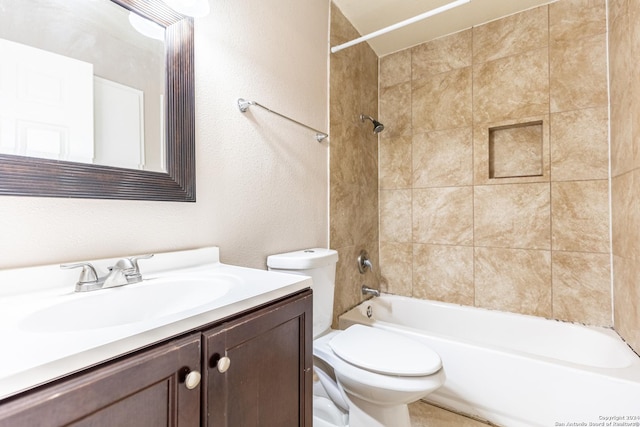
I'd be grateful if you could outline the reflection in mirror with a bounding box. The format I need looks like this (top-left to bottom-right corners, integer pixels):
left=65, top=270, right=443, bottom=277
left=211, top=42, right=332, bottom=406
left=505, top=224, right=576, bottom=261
left=0, top=0, right=195, bottom=201
left=0, top=0, right=165, bottom=171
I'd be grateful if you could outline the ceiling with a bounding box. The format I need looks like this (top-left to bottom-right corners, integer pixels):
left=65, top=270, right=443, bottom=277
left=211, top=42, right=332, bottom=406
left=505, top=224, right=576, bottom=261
left=332, top=0, right=556, bottom=57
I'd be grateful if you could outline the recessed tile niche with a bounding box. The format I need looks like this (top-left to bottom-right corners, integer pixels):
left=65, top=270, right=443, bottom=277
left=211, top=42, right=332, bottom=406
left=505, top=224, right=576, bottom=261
left=489, top=121, right=543, bottom=178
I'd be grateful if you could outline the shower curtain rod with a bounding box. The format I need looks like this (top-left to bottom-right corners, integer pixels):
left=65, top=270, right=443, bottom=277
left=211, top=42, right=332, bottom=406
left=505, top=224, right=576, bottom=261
left=330, top=0, right=470, bottom=54
left=237, top=98, right=329, bottom=142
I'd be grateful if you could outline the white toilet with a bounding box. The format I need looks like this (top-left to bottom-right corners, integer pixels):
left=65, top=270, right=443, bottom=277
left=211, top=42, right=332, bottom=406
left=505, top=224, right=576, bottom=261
left=267, top=248, right=445, bottom=427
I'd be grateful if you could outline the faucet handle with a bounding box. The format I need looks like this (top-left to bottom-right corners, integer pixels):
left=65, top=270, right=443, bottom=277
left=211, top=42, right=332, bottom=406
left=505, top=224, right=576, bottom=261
left=128, top=254, right=154, bottom=273
left=61, top=262, right=99, bottom=284
left=114, top=254, right=153, bottom=272
left=357, top=250, right=373, bottom=274
left=113, top=254, right=154, bottom=283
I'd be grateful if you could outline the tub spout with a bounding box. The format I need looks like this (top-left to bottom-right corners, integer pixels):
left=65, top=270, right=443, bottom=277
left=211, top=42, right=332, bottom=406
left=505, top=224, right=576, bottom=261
left=362, top=285, right=380, bottom=297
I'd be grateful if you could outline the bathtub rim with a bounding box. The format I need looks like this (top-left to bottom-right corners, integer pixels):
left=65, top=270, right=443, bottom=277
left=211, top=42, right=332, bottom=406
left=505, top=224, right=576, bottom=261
left=339, top=294, right=640, bottom=381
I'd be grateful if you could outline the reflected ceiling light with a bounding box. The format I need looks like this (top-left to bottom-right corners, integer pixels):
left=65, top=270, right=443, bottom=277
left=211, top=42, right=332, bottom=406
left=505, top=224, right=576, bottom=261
left=162, top=0, right=210, bottom=17
left=128, top=12, right=165, bottom=41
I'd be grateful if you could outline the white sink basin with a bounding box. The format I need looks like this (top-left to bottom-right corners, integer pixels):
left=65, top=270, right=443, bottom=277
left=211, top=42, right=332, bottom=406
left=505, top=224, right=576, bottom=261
left=20, top=277, right=233, bottom=332
left=0, top=247, right=312, bottom=400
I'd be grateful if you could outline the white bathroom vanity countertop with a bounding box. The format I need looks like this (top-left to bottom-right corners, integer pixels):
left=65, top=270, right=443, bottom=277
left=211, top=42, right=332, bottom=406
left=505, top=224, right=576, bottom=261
left=0, top=247, right=311, bottom=400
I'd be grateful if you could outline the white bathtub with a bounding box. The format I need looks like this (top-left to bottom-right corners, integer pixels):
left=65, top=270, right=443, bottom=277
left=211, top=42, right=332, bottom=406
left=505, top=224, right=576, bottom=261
left=339, top=295, right=640, bottom=427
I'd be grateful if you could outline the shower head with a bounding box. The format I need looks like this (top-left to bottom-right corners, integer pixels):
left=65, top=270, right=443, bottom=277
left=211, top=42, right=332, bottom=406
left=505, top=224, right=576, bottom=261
left=360, top=114, right=384, bottom=134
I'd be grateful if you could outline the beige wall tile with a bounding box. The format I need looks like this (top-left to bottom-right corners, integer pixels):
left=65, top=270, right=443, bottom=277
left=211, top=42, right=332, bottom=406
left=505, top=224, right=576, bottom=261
left=551, top=180, right=610, bottom=253
left=613, top=255, right=640, bottom=353
left=608, top=10, right=631, bottom=105
left=474, top=116, right=550, bottom=186
left=473, top=6, right=548, bottom=64
left=550, top=107, right=609, bottom=181
left=380, top=189, right=412, bottom=242
left=550, top=34, right=608, bottom=112
left=549, top=0, right=606, bottom=42
left=413, top=67, right=472, bottom=133
left=609, top=13, right=640, bottom=176
left=330, top=182, right=359, bottom=248
left=380, top=135, right=412, bottom=189
left=552, top=251, right=612, bottom=326
left=474, top=183, right=551, bottom=250
left=330, top=4, right=379, bottom=322
left=610, top=1, right=640, bottom=352
left=612, top=170, right=640, bottom=260
left=333, top=245, right=379, bottom=327
left=473, top=48, right=549, bottom=124
left=329, top=118, right=360, bottom=185
left=608, top=0, right=628, bottom=26
left=610, top=91, right=635, bottom=177
left=380, top=49, right=411, bottom=89
left=412, top=29, right=472, bottom=80
left=413, top=244, right=474, bottom=305
left=413, top=127, right=473, bottom=188
left=330, top=2, right=359, bottom=45
left=380, top=82, right=412, bottom=138
left=361, top=0, right=625, bottom=333
left=413, top=187, right=473, bottom=245
left=380, top=242, right=413, bottom=295
left=632, top=5, right=640, bottom=176
left=475, top=247, right=552, bottom=317
left=357, top=179, right=379, bottom=245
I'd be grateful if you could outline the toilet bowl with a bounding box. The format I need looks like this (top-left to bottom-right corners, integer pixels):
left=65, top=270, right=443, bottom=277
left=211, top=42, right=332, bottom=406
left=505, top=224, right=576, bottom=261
left=313, top=326, right=445, bottom=427
left=266, top=248, right=445, bottom=427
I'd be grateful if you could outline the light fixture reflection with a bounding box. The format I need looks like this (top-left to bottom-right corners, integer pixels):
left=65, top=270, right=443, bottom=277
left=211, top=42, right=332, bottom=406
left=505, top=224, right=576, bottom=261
left=128, top=12, right=165, bottom=41
left=162, top=0, right=210, bottom=17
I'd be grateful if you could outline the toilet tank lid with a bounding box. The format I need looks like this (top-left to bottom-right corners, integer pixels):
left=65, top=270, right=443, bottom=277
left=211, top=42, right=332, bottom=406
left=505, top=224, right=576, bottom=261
left=267, top=248, right=338, bottom=270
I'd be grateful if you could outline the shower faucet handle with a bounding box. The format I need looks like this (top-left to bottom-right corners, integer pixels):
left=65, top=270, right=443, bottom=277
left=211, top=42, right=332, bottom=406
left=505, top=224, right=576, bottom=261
left=357, top=250, right=373, bottom=274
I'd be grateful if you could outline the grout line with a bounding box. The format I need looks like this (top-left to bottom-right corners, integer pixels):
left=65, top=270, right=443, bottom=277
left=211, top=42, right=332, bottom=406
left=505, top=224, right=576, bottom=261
left=604, top=0, right=615, bottom=327
left=547, top=3, right=554, bottom=319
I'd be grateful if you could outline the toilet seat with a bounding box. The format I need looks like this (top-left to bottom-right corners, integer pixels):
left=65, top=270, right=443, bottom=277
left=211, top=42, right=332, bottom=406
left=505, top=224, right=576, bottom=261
left=329, top=325, right=441, bottom=376
left=314, top=329, right=444, bottom=396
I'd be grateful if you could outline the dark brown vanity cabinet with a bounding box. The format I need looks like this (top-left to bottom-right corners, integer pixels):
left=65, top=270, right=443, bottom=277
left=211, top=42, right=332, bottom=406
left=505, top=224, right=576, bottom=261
left=0, top=290, right=312, bottom=427
left=0, top=334, right=202, bottom=427
left=203, top=290, right=313, bottom=426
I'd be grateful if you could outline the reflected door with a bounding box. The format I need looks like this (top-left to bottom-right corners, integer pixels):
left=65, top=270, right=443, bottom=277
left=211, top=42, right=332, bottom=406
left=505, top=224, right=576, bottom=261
left=0, top=38, right=94, bottom=163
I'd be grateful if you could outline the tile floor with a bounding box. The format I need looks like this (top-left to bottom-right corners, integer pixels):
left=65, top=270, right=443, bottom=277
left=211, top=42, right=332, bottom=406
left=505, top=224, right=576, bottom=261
left=409, top=401, right=492, bottom=427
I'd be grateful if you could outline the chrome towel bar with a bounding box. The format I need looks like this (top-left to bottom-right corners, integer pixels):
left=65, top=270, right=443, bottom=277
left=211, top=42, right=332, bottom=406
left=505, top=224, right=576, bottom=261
left=237, top=98, right=328, bottom=142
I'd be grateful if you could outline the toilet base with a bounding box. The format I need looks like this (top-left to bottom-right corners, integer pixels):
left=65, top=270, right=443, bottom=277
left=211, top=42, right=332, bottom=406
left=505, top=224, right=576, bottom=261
left=346, top=393, right=411, bottom=427
left=313, top=396, right=348, bottom=427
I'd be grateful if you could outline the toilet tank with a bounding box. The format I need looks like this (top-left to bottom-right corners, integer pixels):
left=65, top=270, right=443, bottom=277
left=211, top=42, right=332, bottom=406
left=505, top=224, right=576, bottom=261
left=267, top=248, right=338, bottom=338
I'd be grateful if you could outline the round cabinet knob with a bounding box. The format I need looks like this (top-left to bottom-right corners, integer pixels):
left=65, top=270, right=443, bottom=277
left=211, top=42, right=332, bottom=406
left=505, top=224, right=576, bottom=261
left=185, top=370, right=201, bottom=390
left=217, top=356, right=231, bottom=373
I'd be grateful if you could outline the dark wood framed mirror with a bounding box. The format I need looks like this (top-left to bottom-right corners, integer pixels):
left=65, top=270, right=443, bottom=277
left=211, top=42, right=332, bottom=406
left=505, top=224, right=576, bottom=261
left=0, top=0, right=195, bottom=201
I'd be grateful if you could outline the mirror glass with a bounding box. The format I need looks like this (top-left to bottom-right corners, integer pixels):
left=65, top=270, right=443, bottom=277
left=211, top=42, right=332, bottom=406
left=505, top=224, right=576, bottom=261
left=0, top=0, right=195, bottom=201
left=0, top=0, right=166, bottom=172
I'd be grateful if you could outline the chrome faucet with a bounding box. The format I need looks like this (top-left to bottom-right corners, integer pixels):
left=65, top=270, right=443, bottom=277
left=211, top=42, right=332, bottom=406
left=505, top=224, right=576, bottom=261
left=62, top=254, right=153, bottom=292
left=362, top=285, right=380, bottom=297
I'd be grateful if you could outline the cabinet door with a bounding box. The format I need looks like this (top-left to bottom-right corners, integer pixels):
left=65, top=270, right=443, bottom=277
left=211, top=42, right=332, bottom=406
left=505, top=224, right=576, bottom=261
left=203, top=290, right=312, bottom=427
left=0, top=334, right=201, bottom=427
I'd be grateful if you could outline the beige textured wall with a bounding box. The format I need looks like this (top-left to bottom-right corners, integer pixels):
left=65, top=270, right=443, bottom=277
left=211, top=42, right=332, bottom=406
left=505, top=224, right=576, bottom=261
left=378, top=0, right=612, bottom=326
left=0, top=0, right=329, bottom=271
left=609, top=0, right=640, bottom=353
left=329, top=4, right=380, bottom=326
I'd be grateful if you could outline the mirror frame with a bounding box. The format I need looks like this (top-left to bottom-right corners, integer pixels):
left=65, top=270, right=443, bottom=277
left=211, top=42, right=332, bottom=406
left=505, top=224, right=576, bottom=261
left=0, top=0, right=195, bottom=202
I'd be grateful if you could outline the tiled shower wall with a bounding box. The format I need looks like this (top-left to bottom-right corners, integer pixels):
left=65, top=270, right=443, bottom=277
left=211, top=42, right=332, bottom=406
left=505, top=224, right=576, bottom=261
left=609, top=0, right=640, bottom=353
left=329, top=4, right=380, bottom=326
left=378, top=0, right=612, bottom=326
